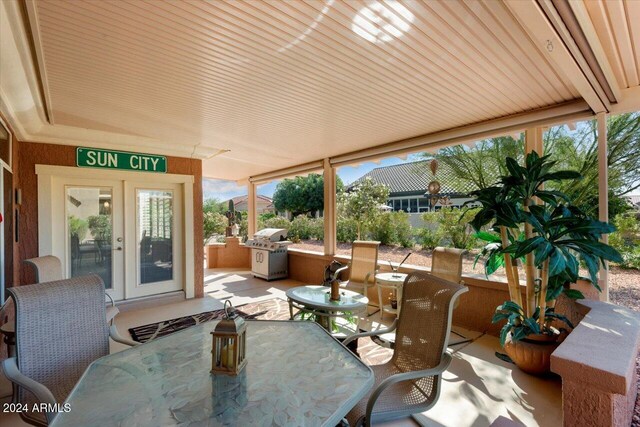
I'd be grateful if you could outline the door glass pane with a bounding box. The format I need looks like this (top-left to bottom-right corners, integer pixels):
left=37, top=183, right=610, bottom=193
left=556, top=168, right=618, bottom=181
left=67, top=187, right=113, bottom=288
left=138, top=189, right=173, bottom=284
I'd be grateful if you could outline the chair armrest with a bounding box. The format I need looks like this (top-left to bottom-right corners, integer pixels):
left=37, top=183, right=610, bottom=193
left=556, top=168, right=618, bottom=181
left=342, top=319, right=398, bottom=346
left=331, top=265, right=350, bottom=282
left=109, top=324, right=139, bottom=346
left=364, top=270, right=379, bottom=286
left=364, top=353, right=452, bottom=426
left=1, top=357, right=58, bottom=424
left=105, top=292, right=115, bottom=307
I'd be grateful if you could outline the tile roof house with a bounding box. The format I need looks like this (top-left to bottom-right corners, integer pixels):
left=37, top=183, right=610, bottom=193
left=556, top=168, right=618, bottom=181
left=227, top=195, right=275, bottom=214
left=349, top=160, right=480, bottom=213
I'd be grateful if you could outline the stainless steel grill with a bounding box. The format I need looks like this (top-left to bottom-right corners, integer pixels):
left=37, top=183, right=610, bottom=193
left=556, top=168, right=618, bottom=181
left=245, top=228, right=291, bottom=281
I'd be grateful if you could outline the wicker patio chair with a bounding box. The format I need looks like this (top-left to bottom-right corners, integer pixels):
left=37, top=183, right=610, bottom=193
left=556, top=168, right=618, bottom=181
left=430, top=247, right=470, bottom=345
left=1, top=275, right=137, bottom=426
left=343, top=271, right=467, bottom=427
left=333, top=241, right=380, bottom=314
left=23, top=255, right=119, bottom=324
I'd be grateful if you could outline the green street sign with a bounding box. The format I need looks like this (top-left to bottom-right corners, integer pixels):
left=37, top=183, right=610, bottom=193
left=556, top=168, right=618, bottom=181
left=76, top=147, right=167, bottom=173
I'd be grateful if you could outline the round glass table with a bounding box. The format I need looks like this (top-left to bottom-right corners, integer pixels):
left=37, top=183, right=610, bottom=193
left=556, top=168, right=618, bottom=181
left=286, top=285, right=368, bottom=338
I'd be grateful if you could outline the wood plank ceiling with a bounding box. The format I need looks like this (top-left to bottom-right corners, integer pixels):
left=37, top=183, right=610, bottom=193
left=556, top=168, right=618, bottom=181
left=30, top=0, right=582, bottom=180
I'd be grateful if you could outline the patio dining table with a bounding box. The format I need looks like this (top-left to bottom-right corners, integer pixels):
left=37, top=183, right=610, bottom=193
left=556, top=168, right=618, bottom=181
left=50, top=320, right=373, bottom=427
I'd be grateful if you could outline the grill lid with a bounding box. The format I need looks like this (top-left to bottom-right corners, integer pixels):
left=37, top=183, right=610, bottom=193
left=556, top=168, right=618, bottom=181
left=251, top=228, right=288, bottom=242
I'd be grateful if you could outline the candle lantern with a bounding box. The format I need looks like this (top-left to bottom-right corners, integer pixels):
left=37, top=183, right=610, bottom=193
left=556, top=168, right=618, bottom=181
left=211, top=300, right=247, bottom=375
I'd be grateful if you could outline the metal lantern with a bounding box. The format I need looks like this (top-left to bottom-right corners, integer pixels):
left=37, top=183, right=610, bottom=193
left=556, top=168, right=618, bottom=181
left=211, top=300, right=247, bottom=376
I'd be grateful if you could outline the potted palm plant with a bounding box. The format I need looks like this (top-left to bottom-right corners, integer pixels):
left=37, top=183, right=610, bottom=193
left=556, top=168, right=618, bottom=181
left=467, top=152, right=622, bottom=375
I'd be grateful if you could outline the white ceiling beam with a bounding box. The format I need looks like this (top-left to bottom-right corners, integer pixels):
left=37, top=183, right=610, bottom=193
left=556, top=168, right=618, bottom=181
left=567, top=0, right=623, bottom=101
left=504, top=0, right=608, bottom=113
left=330, top=100, right=591, bottom=167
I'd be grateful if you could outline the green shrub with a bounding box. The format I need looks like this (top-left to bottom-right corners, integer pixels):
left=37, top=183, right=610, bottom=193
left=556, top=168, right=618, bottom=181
left=419, top=207, right=480, bottom=250
left=610, top=212, right=640, bottom=269
left=259, top=212, right=277, bottom=221
left=418, top=226, right=440, bottom=250
left=369, top=212, right=413, bottom=247
left=337, top=217, right=358, bottom=243
left=263, top=216, right=291, bottom=230
left=288, top=215, right=324, bottom=240
left=203, top=211, right=227, bottom=244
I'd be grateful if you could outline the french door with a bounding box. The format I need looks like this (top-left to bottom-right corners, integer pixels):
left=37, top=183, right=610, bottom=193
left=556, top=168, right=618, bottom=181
left=44, top=174, right=186, bottom=301
left=64, top=178, right=125, bottom=300
left=124, top=181, right=183, bottom=299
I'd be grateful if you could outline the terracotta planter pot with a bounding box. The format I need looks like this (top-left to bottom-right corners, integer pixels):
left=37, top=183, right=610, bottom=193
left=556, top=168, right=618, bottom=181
left=503, top=333, right=560, bottom=375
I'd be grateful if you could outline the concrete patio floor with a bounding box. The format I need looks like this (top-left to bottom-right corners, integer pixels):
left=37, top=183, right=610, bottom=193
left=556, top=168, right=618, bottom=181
left=0, top=268, right=562, bottom=426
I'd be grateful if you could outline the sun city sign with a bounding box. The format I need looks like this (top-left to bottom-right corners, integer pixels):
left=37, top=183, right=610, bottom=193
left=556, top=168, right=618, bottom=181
left=76, top=147, right=167, bottom=173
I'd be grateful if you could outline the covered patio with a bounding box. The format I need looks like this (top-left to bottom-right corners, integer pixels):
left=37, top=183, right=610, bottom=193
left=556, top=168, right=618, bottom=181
left=1, top=267, right=563, bottom=426
left=0, top=0, right=639, bottom=426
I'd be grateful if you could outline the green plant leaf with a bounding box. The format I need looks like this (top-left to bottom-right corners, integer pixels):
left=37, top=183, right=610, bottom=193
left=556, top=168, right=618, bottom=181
left=566, top=240, right=623, bottom=263
left=509, top=236, right=545, bottom=258
left=498, top=300, right=525, bottom=315
left=548, top=249, right=567, bottom=276
left=534, top=241, right=553, bottom=266
left=545, top=311, right=574, bottom=330
left=544, top=170, right=582, bottom=181
left=562, top=289, right=585, bottom=300
left=523, top=317, right=541, bottom=335
left=474, top=231, right=502, bottom=243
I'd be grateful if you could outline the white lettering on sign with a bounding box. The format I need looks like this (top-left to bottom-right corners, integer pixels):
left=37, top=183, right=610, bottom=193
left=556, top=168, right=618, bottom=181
left=104, top=152, right=117, bottom=168
left=87, top=151, right=117, bottom=167
left=86, top=151, right=97, bottom=166
left=130, top=155, right=161, bottom=171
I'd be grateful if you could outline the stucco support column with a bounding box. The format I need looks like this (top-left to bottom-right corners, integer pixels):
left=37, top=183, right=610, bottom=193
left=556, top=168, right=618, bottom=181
left=597, top=112, right=609, bottom=301
left=323, top=159, right=337, bottom=256
left=247, top=182, right=257, bottom=237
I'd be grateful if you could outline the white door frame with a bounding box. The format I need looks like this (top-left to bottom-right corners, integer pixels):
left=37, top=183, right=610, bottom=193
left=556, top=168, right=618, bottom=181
left=36, top=165, right=195, bottom=299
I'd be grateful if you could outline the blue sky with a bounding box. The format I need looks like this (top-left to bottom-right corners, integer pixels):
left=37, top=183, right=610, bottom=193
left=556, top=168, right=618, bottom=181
left=202, top=154, right=424, bottom=201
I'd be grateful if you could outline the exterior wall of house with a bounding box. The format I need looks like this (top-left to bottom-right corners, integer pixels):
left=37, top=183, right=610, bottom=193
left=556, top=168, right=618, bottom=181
left=16, top=142, right=204, bottom=298
left=234, top=199, right=274, bottom=214
left=387, top=195, right=475, bottom=213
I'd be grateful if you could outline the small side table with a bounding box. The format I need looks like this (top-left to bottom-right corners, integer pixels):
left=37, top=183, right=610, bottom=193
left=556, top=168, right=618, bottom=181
left=376, top=272, right=408, bottom=320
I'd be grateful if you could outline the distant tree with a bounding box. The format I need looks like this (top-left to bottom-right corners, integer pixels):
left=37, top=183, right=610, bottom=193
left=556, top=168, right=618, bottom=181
left=338, top=177, right=390, bottom=239
left=432, top=136, right=523, bottom=192
left=203, top=198, right=227, bottom=244
left=546, top=112, right=640, bottom=216
left=273, top=174, right=344, bottom=216
left=427, top=112, right=640, bottom=216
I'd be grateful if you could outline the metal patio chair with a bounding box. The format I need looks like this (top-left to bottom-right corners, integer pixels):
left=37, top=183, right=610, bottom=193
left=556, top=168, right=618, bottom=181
left=332, top=240, right=381, bottom=315
left=24, top=255, right=119, bottom=324
left=343, top=271, right=467, bottom=427
left=1, top=275, right=137, bottom=426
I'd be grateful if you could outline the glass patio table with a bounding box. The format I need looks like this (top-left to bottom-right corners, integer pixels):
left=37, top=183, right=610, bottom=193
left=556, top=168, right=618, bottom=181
left=286, top=285, right=369, bottom=338
left=50, top=321, right=373, bottom=427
